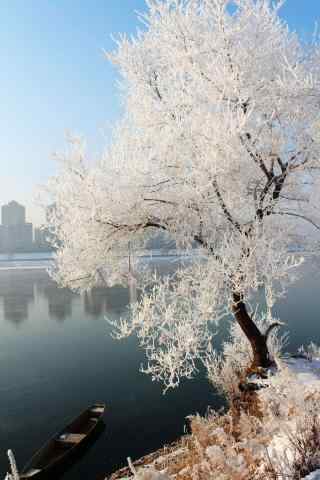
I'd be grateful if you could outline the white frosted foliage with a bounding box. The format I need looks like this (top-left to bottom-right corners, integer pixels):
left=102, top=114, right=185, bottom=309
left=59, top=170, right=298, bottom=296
left=47, top=0, right=320, bottom=389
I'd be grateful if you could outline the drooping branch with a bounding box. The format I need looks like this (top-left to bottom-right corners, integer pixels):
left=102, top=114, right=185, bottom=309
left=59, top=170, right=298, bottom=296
left=272, top=211, right=320, bottom=231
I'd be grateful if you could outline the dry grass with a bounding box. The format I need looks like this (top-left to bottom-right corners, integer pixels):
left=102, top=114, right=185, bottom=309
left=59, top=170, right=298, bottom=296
left=108, top=386, right=320, bottom=480
left=108, top=392, right=270, bottom=480
left=107, top=336, right=320, bottom=480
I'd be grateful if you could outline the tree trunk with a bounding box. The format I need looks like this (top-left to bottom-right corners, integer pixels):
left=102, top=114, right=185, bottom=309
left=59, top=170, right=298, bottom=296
left=232, top=292, right=273, bottom=369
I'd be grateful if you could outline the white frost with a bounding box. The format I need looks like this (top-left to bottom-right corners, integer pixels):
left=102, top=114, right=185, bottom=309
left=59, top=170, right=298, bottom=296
left=46, top=0, right=320, bottom=390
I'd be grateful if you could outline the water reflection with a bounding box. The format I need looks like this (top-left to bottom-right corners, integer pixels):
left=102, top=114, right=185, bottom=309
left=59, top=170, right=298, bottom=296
left=0, top=257, right=195, bottom=326
left=84, top=289, right=107, bottom=318
left=43, top=284, right=74, bottom=322
left=0, top=269, right=133, bottom=325
left=0, top=270, right=35, bottom=324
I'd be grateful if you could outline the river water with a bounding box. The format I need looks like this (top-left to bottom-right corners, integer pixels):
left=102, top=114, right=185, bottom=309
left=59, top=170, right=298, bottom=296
left=0, top=255, right=319, bottom=479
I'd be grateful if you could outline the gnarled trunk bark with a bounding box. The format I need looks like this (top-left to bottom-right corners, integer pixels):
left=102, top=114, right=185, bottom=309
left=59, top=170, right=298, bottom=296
left=232, top=292, right=273, bottom=369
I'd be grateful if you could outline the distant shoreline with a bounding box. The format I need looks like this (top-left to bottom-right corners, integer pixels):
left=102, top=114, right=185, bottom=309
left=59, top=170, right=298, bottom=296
left=0, top=247, right=312, bottom=273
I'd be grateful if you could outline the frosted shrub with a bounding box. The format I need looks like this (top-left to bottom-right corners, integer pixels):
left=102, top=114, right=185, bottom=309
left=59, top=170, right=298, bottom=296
left=298, top=342, right=320, bottom=361
left=289, top=414, right=320, bottom=480
left=264, top=410, right=320, bottom=479
left=260, top=366, right=308, bottom=421
left=181, top=410, right=272, bottom=480
left=257, top=345, right=320, bottom=478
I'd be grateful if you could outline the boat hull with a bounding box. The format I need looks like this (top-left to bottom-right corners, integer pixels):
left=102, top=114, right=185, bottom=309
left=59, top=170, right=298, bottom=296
left=20, top=403, right=106, bottom=479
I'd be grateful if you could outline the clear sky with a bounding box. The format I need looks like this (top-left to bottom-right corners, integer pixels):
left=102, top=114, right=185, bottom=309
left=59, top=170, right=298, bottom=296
left=0, top=1, right=319, bottom=225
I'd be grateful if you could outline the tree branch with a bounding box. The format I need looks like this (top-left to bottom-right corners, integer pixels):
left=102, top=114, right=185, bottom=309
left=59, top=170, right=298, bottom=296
left=276, top=156, right=287, bottom=173
left=212, top=179, right=241, bottom=232
left=143, top=198, right=177, bottom=206
left=241, top=134, right=273, bottom=180
left=264, top=322, right=283, bottom=342
left=256, top=160, right=288, bottom=220
left=272, top=211, right=320, bottom=231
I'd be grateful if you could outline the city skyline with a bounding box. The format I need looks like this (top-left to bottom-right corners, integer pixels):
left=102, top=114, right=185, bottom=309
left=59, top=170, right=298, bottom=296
left=0, top=200, right=52, bottom=253
left=1, top=1, right=320, bottom=225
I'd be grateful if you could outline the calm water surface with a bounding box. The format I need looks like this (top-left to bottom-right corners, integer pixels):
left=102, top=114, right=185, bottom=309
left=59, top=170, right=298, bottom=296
left=0, top=256, right=319, bottom=479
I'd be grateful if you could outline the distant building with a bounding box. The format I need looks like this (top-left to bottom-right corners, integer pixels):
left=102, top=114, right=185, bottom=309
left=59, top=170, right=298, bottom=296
left=1, top=200, right=26, bottom=226
left=0, top=200, right=56, bottom=253
left=0, top=223, right=33, bottom=253
left=0, top=201, right=33, bottom=252
left=0, top=225, right=4, bottom=252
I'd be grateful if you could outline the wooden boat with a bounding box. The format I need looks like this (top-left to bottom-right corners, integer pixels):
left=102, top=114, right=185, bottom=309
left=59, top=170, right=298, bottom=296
left=20, top=403, right=106, bottom=479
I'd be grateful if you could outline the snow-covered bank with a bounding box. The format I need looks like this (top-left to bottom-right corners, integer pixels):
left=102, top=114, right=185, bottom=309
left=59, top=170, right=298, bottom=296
left=107, top=348, right=320, bottom=480
left=259, top=355, right=320, bottom=479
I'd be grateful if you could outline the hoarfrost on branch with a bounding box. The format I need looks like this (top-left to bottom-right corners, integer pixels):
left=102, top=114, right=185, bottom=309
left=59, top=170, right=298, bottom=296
left=47, top=0, right=320, bottom=390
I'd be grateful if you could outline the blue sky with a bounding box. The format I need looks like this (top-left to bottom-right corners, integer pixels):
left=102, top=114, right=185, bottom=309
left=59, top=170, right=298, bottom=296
left=0, top=1, right=319, bottom=225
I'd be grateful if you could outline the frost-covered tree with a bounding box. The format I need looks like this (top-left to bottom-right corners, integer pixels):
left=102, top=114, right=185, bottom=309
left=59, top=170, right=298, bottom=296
left=47, top=0, right=320, bottom=390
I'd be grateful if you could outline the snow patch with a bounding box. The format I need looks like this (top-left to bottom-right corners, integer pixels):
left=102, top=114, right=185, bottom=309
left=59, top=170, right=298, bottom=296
left=303, top=469, right=320, bottom=480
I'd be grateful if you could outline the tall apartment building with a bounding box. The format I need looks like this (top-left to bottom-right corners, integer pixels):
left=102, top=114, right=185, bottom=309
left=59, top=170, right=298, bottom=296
left=1, top=201, right=26, bottom=226
left=0, top=201, right=33, bottom=252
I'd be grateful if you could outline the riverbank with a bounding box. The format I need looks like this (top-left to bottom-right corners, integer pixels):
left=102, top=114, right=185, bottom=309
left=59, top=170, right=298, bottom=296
left=105, top=350, right=320, bottom=480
